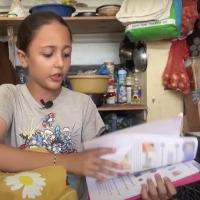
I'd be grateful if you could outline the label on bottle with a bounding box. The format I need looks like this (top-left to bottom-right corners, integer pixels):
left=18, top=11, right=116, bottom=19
left=118, top=84, right=127, bottom=103
left=126, top=86, right=132, bottom=103
left=106, top=96, right=116, bottom=104
left=132, top=87, right=142, bottom=104
left=118, top=69, right=127, bottom=85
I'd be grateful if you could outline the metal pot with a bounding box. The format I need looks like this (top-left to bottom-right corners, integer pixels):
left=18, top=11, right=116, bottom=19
left=119, top=47, right=133, bottom=60
left=133, top=42, right=147, bottom=72
left=119, top=37, right=147, bottom=72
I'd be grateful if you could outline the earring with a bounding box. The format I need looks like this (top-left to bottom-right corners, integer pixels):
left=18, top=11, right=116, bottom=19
left=22, top=64, right=27, bottom=68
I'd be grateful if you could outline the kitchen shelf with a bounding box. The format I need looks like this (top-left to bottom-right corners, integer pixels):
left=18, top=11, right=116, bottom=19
left=97, top=104, right=147, bottom=112
left=0, top=16, right=125, bottom=35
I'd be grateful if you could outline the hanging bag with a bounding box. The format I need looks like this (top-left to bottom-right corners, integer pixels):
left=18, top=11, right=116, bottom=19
left=116, top=0, right=173, bottom=25
left=125, top=0, right=182, bottom=41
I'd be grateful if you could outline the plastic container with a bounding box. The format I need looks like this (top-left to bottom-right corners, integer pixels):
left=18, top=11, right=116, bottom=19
left=106, top=85, right=116, bottom=104
left=29, top=4, right=76, bottom=17
left=118, top=68, right=127, bottom=85
left=132, top=74, right=142, bottom=104
left=96, top=4, right=120, bottom=16
left=68, top=75, right=110, bottom=94
left=126, top=76, right=132, bottom=104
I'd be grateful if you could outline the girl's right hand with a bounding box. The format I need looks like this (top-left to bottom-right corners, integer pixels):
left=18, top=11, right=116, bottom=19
left=62, top=147, right=123, bottom=180
left=141, top=174, right=177, bottom=200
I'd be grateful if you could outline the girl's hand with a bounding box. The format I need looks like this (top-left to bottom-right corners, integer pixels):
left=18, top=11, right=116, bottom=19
left=63, top=147, right=123, bottom=180
left=141, top=174, right=177, bottom=200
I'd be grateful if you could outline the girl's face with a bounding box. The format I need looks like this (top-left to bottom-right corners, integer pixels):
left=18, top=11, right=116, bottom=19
left=18, top=21, right=72, bottom=92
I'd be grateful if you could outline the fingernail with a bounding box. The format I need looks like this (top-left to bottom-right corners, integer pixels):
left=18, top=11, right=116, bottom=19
left=155, top=173, right=161, bottom=178
left=163, top=176, right=170, bottom=181
left=141, top=184, right=146, bottom=189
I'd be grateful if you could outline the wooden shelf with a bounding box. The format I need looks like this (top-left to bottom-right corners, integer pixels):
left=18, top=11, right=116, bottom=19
left=97, top=104, right=147, bottom=111
left=0, top=16, right=124, bottom=35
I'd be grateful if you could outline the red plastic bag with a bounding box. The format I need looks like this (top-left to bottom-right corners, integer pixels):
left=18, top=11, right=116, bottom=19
left=162, top=39, right=190, bottom=95
left=181, top=0, right=199, bottom=37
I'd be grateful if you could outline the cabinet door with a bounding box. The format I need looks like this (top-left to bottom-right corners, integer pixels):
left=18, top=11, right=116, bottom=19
left=146, top=41, right=183, bottom=122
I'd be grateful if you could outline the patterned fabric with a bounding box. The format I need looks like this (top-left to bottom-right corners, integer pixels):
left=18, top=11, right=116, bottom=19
left=19, top=112, right=78, bottom=154
left=0, top=166, right=77, bottom=200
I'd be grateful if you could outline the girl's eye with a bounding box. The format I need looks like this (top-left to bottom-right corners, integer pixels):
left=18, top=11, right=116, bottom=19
left=63, top=52, right=71, bottom=57
left=43, top=53, right=53, bottom=58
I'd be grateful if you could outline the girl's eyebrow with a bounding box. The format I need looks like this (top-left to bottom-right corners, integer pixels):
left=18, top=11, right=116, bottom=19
left=63, top=45, right=72, bottom=49
left=41, top=45, right=72, bottom=49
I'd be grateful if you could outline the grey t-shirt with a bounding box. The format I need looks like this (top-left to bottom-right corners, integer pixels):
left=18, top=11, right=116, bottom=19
left=0, top=84, right=105, bottom=199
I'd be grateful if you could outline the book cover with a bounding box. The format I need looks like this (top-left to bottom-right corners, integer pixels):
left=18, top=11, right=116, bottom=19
left=84, top=116, right=200, bottom=200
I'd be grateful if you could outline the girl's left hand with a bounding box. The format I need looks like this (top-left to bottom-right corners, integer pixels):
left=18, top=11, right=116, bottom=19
left=141, top=174, right=177, bottom=200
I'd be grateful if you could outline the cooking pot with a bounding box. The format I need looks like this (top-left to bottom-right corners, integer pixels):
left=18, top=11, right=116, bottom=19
left=119, top=37, right=147, bottom=72
left=133, top=42, right=147, bottom=72
left=119, top=36, right=135, bottom=61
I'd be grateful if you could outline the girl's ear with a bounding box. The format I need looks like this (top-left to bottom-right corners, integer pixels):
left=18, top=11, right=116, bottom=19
left=17, top=49, right=28, bottom=69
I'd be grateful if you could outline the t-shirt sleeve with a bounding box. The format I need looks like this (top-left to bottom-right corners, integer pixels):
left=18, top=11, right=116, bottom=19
left=0, top=84, right=14, bottom=127
left=82, top=97, right=105, bottom=142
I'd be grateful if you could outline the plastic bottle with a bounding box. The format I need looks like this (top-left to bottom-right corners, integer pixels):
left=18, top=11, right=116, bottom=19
left=126, top=76, right=132, bottom=104
left=132, top=73, right=142, bottom=104
left=118, top=67, right=127, bottom=85
left=105, top=62, right=115, bottom=78
left=117, top=67, right=127, bottom=103
left=106, top=85, right=116, bottom=105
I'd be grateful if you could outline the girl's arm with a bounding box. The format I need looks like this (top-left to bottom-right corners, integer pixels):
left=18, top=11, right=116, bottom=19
left=0, top=143, right=56, bottom=172
left=0, top=118, right=58, bottom=171
left=0, top=117, right=122, bottom=179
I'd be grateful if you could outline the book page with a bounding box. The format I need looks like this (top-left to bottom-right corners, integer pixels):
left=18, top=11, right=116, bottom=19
left=84, top=132, right=198, bottom=174
left=87, top=160, right=200, bottom=200
left=117, top=115, right=183, bottom=137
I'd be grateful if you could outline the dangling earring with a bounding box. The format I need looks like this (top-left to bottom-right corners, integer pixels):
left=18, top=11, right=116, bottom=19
left=22, top=64, right=27, bottom=69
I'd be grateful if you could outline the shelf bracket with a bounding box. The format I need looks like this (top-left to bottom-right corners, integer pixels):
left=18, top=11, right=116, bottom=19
left=7, top=26, right=16, bottom=68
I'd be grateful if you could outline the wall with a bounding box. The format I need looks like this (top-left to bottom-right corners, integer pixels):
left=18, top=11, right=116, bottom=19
left=146, top=41, right=183, bottom=121
left=15, top=34, right=122, bottom=66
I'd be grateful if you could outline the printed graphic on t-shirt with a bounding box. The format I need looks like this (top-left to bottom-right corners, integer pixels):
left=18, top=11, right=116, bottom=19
left=19, top=113, right=78, bottom=153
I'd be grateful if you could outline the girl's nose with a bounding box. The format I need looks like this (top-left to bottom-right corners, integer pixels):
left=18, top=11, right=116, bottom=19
left=55, top=55, right=64, bottom=68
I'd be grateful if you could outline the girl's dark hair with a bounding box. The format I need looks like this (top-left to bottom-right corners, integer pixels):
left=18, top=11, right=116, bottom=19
left=16, top=11, right=72, bottom=53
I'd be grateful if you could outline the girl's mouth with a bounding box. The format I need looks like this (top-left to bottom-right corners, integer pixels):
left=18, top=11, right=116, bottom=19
left=50, top=73, right=64, bottom=82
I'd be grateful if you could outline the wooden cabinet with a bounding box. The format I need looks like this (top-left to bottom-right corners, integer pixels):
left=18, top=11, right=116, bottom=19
left=97, top=104, right=147, bottom=112
left=0, top=16, right=124, bottom=35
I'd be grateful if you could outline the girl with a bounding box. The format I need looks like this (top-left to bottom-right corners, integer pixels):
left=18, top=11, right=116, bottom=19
left=0, top=12, right=176, bottom=200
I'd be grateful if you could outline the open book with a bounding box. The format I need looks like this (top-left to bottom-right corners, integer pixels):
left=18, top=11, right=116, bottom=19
left=83, top=116, right=200, bottom=200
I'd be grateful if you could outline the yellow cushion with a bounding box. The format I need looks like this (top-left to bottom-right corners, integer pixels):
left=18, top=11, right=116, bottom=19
left=0, top=146, right=77, bottom=200
left=0, top=165, right=77, bottom=200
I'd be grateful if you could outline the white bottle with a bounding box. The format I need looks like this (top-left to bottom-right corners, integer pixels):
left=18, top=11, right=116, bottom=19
left=118, top=68, right=127, bottom=103
left=126, top=76, right=132, bottom=104
left=118, top=68, right=127, bottom=85
left=132, top=73, right=142, bottom=104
